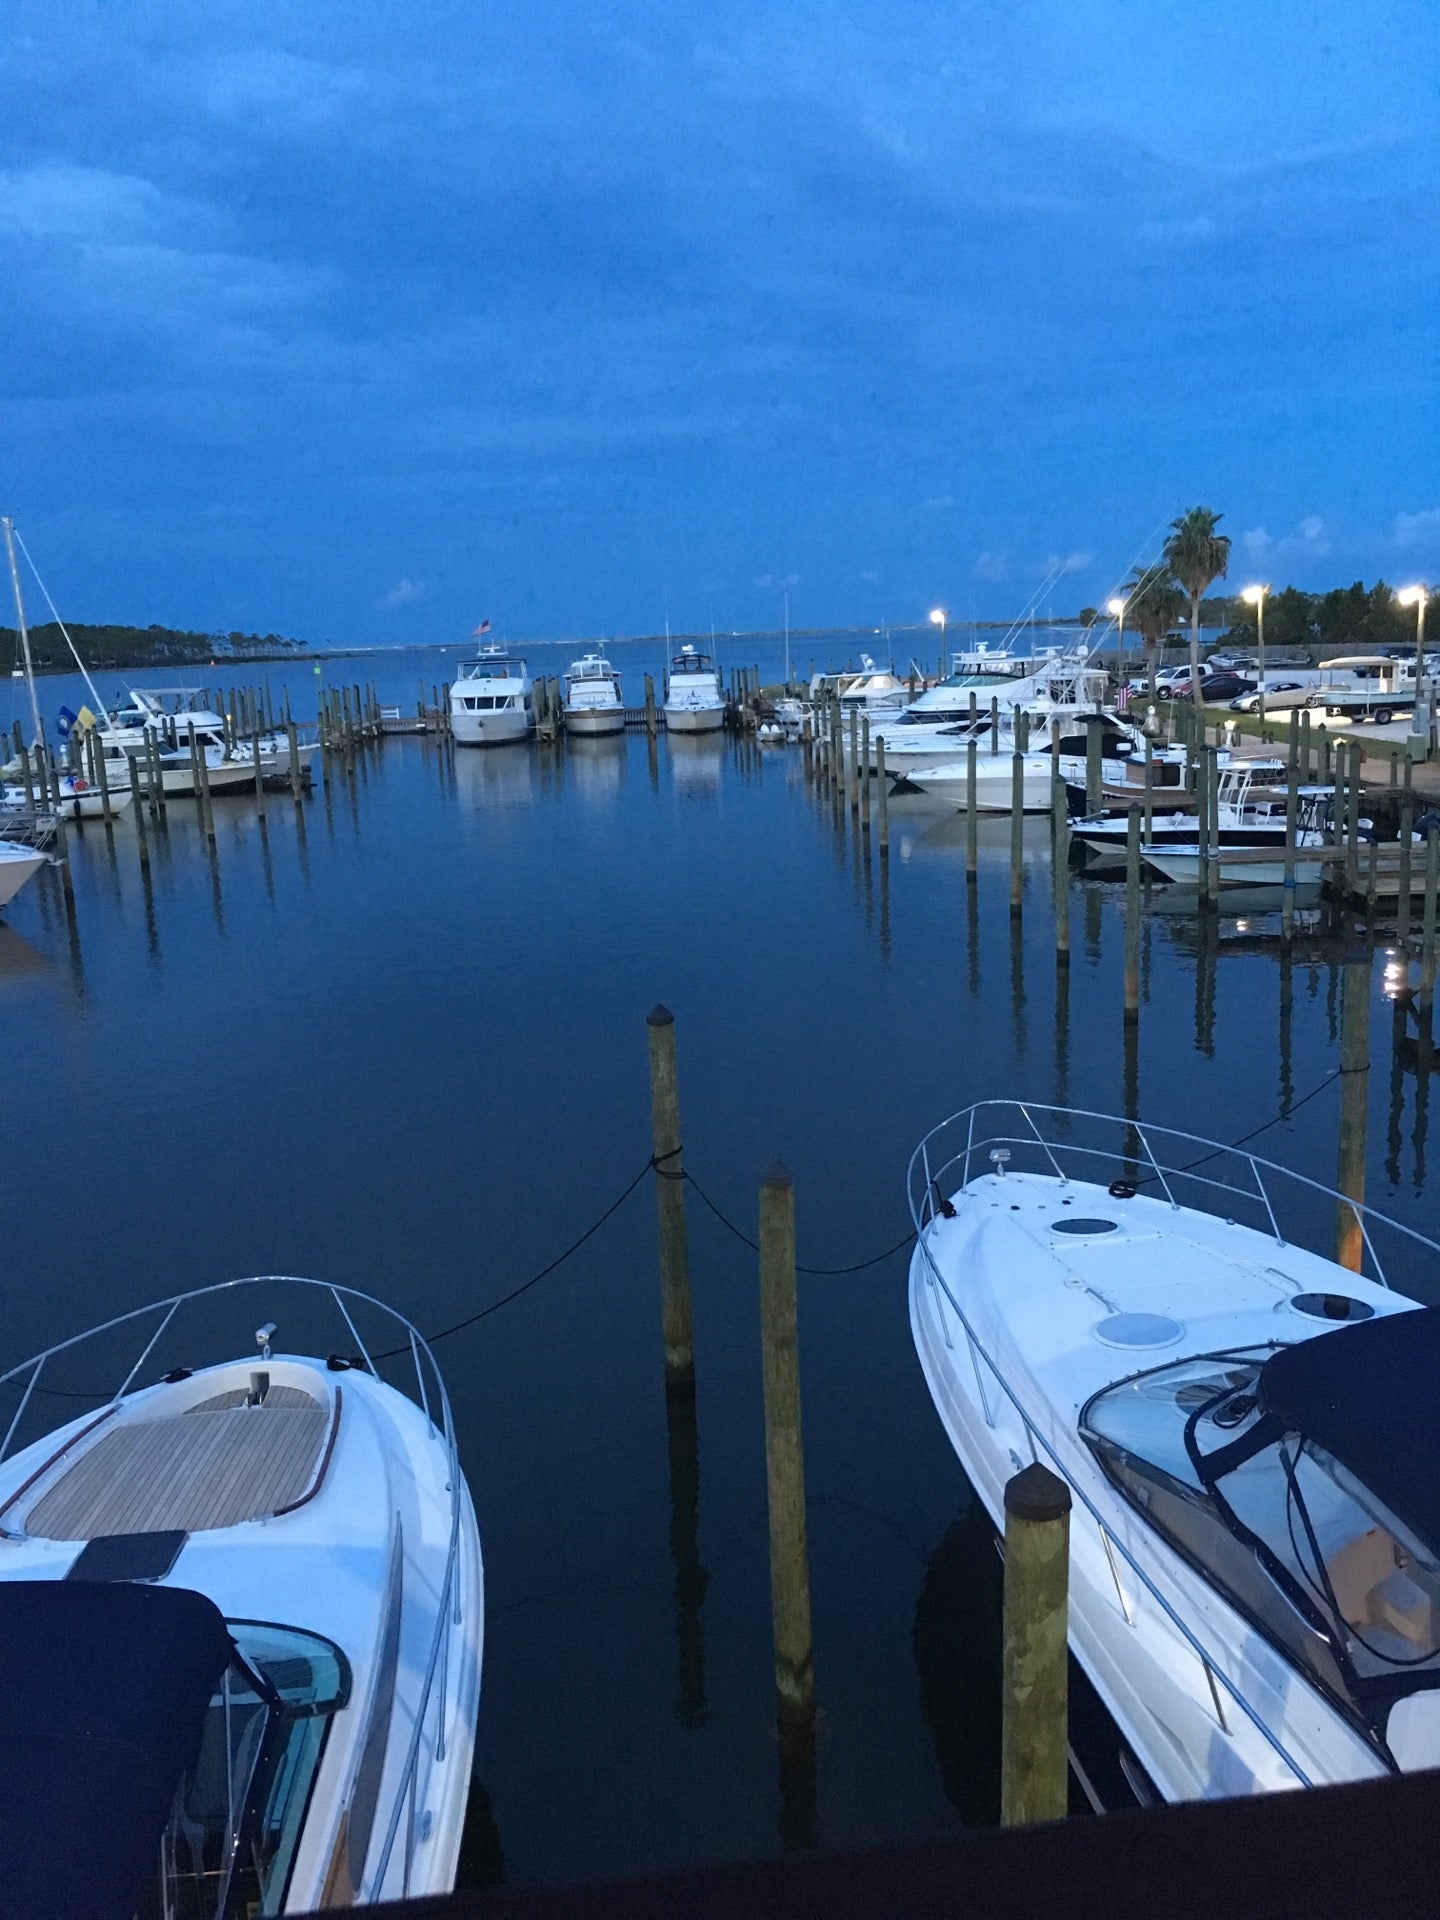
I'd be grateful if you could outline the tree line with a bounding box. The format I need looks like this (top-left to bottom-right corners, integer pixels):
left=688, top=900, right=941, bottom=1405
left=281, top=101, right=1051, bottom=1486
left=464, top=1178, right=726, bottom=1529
left=0, top=622, right=309, bottom=672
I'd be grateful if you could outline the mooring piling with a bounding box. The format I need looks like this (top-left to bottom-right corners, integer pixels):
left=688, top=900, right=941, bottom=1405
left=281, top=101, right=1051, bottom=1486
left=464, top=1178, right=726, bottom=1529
left=876, top=736, right=889, bottom=857
left=758, top=1161, right=815, bottom=1735
left=1334, top=952, right=1371, bottom=1274
left=646, top=1006, right=695, bottom=1392
left=1124, top=805, right=1141, bottom=1021
left=1000, top=1462, right=1071, bottom=1827
left=860, top=716, right=871, bottom=832
left=1009, top=753, right=1024, bottom=914
left=966, top=738, right=978, bottom=882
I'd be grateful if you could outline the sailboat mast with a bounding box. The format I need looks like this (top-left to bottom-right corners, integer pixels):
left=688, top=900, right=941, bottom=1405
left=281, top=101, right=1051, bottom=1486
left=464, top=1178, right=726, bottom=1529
left=2, top=517, right=44, bottom=748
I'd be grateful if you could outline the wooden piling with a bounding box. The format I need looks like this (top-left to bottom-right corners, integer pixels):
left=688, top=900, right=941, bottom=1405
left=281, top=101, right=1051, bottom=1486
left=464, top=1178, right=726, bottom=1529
left=94, top=727, right=112, bottom=820
left=1334, top=954, right=1371, bottom=1274
left=286, top=720, right=302, bottom=800
left=1000, top=1463, right=1071, bottom=1827
left=1054, top=785, right=1070, bottom=966
left=1124, top=805, right=1141, bottom=1021
left=1195, top=747, right=1212, bottom=907
left=1421, top=831, right=1438, bottom=1010
left=1142, top=738, right=1154, bottom=844
left=990, top=695, right=1000, bottom=758
left=646, top=1007, right=695, bottom=1391
left=849, top=706, right=860, bottom=817
left=758, top=1162, right=815, bottom=1728
left=876, top=735, right=889, bottom=857
left=966, top=738, right=978, bottom=882
left=644, top=673, right=657, bottom=737
left=1085, top=720, right=1102, bottom=817
left=1283, top=762, right=1298, bottom=942
left=860, top=716, right=871, bottom=830
left=252, top=720, right=265, bottom=812
left=126, top=752, right=150, bottom=869
left=1397, top=801, right=1414, bottom=945
left=1009, top=753, right=1024, bottom=915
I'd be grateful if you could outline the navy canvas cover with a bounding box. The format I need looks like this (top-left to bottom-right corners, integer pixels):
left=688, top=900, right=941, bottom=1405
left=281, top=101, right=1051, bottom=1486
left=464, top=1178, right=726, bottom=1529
left=1257, top=1305, right=1440, bottom=1554
left=0, top=1580, right=232, bottom=1920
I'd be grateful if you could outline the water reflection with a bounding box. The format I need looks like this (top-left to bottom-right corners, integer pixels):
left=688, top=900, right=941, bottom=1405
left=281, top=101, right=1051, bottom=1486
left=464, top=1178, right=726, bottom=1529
left=663, top=1382, right=709, bottom=1731
left=0, top=924, right=50, bottom=985
left=449, top=740, right=541, bottom=810
left=913, top=1499, right=1002, bottom=1827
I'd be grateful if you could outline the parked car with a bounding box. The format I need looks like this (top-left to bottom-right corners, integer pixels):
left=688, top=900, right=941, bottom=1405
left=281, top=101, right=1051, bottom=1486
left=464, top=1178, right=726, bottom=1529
left=1228, top=679, right=1317, bottom=713
left=1194, top=671, right=1257, bottom=701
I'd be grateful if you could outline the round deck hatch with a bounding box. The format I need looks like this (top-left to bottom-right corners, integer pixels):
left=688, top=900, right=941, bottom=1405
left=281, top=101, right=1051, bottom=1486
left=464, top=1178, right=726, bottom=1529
left=1286, top=1292, right=1374, bottom=1324
left=1093, top=1312, right=1184, bottom=1349
left=1051, top=1217, right=1119, bottom=1236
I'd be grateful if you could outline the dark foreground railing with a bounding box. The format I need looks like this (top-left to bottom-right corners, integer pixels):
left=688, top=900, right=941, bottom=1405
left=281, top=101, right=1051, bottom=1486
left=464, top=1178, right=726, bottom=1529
left=339, top=1764, right=1439, bottom=1920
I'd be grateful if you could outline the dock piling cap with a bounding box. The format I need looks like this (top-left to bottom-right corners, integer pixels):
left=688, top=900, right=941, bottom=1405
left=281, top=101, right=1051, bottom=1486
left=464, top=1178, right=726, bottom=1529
left=1004, top=1462, right=1072, bottom=1524
left=647, top=1004, right=675, bottom=1028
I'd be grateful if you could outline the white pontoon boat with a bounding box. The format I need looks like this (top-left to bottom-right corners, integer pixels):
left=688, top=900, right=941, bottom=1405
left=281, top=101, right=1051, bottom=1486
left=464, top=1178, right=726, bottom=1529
left=910, top=1100, right=1440, bottom=1802
left=0, top=1277, right=482, bottom=1913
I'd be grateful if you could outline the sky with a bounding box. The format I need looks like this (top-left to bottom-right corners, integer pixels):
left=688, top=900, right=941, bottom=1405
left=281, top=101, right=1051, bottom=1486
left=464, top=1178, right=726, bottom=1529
left=1, top=0, right=1437, bottom=644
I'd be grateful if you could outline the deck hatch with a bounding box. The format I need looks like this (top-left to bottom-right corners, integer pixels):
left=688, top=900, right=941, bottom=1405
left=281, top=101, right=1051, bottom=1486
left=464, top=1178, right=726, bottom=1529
left=24, top=1406, right=330, bottom=1539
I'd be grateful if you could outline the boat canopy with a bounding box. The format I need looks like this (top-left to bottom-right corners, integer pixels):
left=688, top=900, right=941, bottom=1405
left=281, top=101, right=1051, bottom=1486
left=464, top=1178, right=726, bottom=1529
left=0, top=1581, right=233, bottom=1920
left=1256, top=1308, right=1440, bottom=1558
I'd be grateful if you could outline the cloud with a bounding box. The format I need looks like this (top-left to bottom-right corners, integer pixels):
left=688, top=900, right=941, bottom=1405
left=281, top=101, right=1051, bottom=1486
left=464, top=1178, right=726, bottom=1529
left=203, top=51, right=366, bottom=132
left=1243, top=515, right=1331, bottom=562
left=0, top=164, right=201, bottom=246
left=973, top=551, right=1008, bottom=582
left=754, top=572, right=799, bottom=589
left=1050, top=550, right=1093, bottom=574
left=858, top=569, right=879, bottom=584
left=381, top=577, right=424, bottom=608
left=922, top=494, right=957, bottom=510
left=1394, top=508, right=1440, bottom=550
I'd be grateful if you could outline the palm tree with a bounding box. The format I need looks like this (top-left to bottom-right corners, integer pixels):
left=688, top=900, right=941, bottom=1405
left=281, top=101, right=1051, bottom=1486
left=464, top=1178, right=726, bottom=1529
left=1125, top=565, right=1186, bottom=700
left=1164, top=507, right=1232, bottom=711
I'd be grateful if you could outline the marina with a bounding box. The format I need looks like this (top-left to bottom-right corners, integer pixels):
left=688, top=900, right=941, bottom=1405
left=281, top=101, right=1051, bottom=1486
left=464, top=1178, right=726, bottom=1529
left=4, top=635, right=1440, bottom=1894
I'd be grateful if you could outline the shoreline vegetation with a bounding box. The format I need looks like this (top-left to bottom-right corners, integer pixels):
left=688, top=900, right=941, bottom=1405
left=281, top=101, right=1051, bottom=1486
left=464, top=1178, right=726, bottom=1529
left=0, top=621, right=310, bottom=674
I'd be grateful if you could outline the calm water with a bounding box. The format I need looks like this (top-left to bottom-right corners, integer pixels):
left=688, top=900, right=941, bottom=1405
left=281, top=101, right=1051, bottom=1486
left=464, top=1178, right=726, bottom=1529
left=3, top=641, right=1436, bottom=1885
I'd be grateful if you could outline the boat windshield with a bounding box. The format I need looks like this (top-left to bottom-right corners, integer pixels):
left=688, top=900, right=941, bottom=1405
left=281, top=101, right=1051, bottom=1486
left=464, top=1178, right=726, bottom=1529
left=143, top=1621, right=350, bottom=1920
left=1082, top=1351, right=1440, bottom=1740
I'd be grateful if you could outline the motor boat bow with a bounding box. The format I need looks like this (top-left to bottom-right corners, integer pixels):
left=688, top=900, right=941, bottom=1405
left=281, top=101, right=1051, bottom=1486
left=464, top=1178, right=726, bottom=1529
left=662, top=646, right=726, bottom=734
left=0, top=1277, right=482, bottom=1914
left=562, top=655, right=626, bottom=737
left=450, top=647, right=535, bottom=746
left=909, top=1100, right=1440, bottom=1803
left=0, top=839, right=46, bottom=909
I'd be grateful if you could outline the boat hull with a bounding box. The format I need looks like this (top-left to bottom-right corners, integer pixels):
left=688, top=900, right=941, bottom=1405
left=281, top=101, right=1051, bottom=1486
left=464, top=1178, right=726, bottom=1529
left=564, top=708, right=625, bottom=737
left=1143, top=850, right=1315, bottom=887
left=452, top=711, right=534, bottom=747
left=899, top=755, right=1055, bottom=812
left=0, top=845, right=45, bottom=907
left=663, top=704, right=726, bottom=734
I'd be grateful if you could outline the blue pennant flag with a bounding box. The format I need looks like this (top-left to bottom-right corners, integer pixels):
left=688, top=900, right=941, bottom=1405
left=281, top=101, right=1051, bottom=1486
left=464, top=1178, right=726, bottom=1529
left=55, top=706, right=78, bottom=738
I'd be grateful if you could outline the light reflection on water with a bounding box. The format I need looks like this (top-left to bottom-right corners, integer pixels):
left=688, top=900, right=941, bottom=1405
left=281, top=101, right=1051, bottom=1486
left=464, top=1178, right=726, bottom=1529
left=1, top=648, right=1436, bottom=1884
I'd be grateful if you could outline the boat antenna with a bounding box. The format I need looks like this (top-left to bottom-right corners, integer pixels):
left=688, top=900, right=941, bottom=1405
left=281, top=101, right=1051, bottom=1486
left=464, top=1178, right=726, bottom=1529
left=664, top=584, right=671, bottom=648
left=2, top=517, right=44, bottom=748
left=12, top=525, right=109, bottom=726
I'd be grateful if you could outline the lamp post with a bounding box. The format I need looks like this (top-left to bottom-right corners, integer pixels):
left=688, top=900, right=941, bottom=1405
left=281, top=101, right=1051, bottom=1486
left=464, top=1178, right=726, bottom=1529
left=1106, top=596, right=1127, bottom=701
left=1241, top=584, right=1270, bottom=727
left=929, top=606, right=947, bottom=679
left=1400, top=586, right=1430, bottom=753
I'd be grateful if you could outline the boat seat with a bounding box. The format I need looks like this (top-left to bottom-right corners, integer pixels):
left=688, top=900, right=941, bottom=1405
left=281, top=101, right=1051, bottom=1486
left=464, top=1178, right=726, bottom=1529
left=24, top=1405, right=330, bottom=1540
left=1327, top=1526, right=1439, bottom=1650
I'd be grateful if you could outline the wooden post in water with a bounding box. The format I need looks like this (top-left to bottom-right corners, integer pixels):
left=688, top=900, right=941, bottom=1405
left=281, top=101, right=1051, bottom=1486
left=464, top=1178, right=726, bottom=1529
left=286, top=720, right=302, bottom=800
left=187, top=722, right=206, bottom=834
left=1009, top=753, right=1024, bottom=915
left=860, top=716, right=870, bottom=831
left=1142, top=738, right=1154, bottom=844
left=849, top=706, right=860, bottom=818
left=758, top=1163, right=815, bottom=1734
left=1124, top=805, right=1141, bottom=1021
left=1345, top=744, right=1361, bottom=893
left=1397, top=801, right=1414, bottom=946
left=966, top=738, right=978, bottom=883
left=990, top=695, right=1000, bottom=758
left=126, top=752, right=149, bottom=870
left=148, top=731, right=167, bottom=820
left=1195, top=747, right=1212, bottom=907
left=1085, top=719, right=1102, bottom=817
left=94, top=727, right=112, bottom=821
left=646, top=1007, right=695, bottom=1392
left=1054, top=777, right=1070, bottom=966
left=1334, top=953, right=1371, bottom=1274
left=1420, top=831, right=1439, bottom=1011
left=1000, top=1463, right=1071, bottom=1827
left=1283, top=761, right=1299, bottom=942
left=252, top=719, right=265, bottom=812
left=876, top=735, right=889, bottom=858
left=644, top=673, right=657, bottom=736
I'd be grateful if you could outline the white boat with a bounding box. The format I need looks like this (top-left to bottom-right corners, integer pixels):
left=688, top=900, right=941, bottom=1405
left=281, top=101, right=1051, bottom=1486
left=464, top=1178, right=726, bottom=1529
left=1073, top=767, right=1330, bottom=865
left=662, top=645, right=726, bottom=734
left=0, top=1276, right=482, bottom=1912
left=3, top=768, right=135, bottom=821
left=836, top=655, right=911, bottom=721
left=106, top=690, right=316, bottom=788
left=910, top=1100, right=1440, bottom=1803
left=863, top=645, right=1111, bottom=773
left=0, top=840, right=45, bottom=908
left=562, top=654, right=625, bottom=736
left=450, top=647, right=534, bottom=746
left=899, top=751, right=1057, bottom=811
left=1142, top=844, right=1330, bottom=888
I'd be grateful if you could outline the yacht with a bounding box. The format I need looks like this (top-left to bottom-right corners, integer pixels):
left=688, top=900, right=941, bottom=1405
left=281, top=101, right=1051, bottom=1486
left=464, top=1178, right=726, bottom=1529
left=835, top=656, right=911, bottom=722
left=98, top=693, right=259, bottom=797
left=896, top=752, right=1058, bottom=812
left=0, top=840, right=45, bottom=908
left=450, top=647, right=535, bottom=746
left=0, top=1276, right=482, bottom=1913
left=867, top=647, right=1114, bottom=775
left=894, top=712, right=1138, bottom=810
left=910, top=1099, right=1440, bottom=1803
left=3, top=764, right=134, bottom=821
left=1071, top=764, right=1326, bottom=866
left=662, top=645, right=726, bottom=735
left=562, top=654, right=626, bottom=737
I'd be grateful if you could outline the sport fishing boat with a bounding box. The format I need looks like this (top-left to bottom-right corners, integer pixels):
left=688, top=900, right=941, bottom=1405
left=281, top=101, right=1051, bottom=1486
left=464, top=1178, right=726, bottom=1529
left=662, top=645, right=726, bottom=734
left=562, top=654, right=626, bottom=737
left=105, top=690, right=313, bottom=791
left=1071, top=763, right=1321, bottom=866
left=893, top=712, right=1138, bottom=811
left=0, top=838, right=45, bottom=908
left=909, top=1100, right=1440, bottom=1804
left=450, top=646, right=535, bottom=746
left=835, top=655, right=911, bottom=722
left=0, top=1276, right=483, bottom=1914
left=864, top=644, right=1111, bottom=775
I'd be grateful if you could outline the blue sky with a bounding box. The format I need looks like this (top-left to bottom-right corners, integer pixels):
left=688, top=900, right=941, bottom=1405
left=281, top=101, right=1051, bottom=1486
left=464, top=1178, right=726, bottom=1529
left=2, top=1, right=1437, bottom=643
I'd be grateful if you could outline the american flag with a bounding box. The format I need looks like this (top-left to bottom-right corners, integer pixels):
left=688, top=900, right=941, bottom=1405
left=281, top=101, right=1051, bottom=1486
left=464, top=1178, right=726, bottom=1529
left=472, top=618, right=491, bottom=637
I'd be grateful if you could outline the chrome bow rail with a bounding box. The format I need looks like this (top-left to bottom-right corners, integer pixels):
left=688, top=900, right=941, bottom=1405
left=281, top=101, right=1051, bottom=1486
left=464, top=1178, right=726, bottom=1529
left=908, top=1098, right=1440, bottom=1292
left=0, top=1275, right=462, bottom=1902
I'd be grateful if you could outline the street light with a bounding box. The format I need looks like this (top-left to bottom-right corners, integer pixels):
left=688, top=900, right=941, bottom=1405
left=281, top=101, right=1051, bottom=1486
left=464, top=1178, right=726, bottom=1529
left=1106, top=596, right=1126, bottom=692
left=1399, top=584, right=1429, bottom=676
left=929, top=606, right=947, bottom=672
left=1241, top=584, right=1270, bottom=726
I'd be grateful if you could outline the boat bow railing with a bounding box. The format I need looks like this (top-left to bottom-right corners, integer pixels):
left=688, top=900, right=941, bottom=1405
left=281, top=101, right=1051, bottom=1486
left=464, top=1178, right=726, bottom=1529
left=909, top=1099, right=1440, bottom=1292
left=0, top=1275, right=464, bottom=1902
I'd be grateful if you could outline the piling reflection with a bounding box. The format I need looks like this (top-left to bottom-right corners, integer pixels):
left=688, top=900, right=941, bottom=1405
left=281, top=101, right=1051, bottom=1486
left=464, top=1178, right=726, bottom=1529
left=913, top=1499, right=1002, bottom=1826
left=663, top=1382, right=709, bottom=1731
